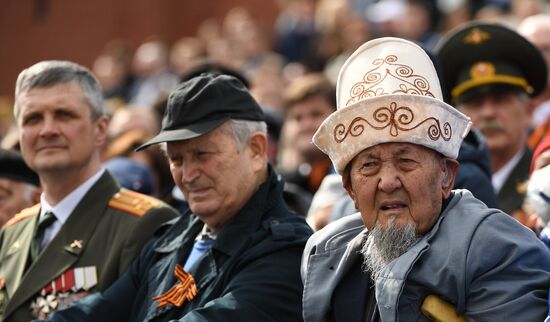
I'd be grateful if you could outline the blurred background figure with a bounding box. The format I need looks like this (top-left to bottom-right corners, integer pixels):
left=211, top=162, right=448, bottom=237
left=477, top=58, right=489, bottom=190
left=387, top=0, right=442, bottom=51
left=305, top=173, right=347, bottom=231
left=0, top=148, right=40, bottom=227
left=169, top=37, right=207, bottom=79
left=525, top=134, right=550, bottom=247
left=274, top=0, right=318, bottom=67
left=92, top=40, right=135, bottom=107
left=323, top=10, right=372, bottom=85
left=128, top=39, right=178, bottom=108
left=527, top=164, right=550, bottom=248
left=104, top=157, right=155, bottom=196
left=107, top=106, right=160, bottom=140
left=102, top=129, right=174, bottom=205
left=278, top=73, right=336, bottom=197
left=518, top=14, right=550, bottom=150
left=531, top=134, right=550, bottom=173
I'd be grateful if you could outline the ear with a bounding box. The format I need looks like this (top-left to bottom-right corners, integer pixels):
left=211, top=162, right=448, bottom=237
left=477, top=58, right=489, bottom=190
left=94, top=115, right=109, bottom=147
left=526, top=98, right=537, bottom=118
left=441, top=158, right=459, bottom=198
left=31, top=186, right=42, bottom=204
left=342, top=168, right=359, bottom=209
left=247, top=132, right=268, bottom=173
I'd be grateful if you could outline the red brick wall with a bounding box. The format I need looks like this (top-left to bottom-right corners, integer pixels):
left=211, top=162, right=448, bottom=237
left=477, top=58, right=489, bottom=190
left=0, top=0, right=278, bottom=97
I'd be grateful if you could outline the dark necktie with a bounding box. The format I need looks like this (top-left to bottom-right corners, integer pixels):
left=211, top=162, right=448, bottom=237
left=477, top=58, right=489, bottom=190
left=31, top=211, right=57, bottom=261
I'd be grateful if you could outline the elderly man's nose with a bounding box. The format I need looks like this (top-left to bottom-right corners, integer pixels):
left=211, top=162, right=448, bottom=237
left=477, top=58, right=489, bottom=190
left=182, top=163, right=200, bottom=183
left=378, top=168, right=402, bottom=192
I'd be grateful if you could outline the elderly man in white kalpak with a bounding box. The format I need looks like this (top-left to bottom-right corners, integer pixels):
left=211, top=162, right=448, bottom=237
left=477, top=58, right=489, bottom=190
left=300, top=37, right=550, bottom=322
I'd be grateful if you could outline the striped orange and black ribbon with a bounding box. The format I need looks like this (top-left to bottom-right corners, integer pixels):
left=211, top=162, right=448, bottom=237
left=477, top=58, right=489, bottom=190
left=152, top=264, right=198, bottom=309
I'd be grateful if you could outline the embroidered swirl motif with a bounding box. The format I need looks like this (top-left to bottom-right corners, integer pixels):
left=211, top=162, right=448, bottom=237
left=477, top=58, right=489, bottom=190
left=333, top=102, right=452, bottom=143
left=346, top=55, right=434, bottom=106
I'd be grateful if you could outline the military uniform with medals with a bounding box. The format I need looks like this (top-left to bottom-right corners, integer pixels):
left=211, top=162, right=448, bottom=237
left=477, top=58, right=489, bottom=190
left=0, top=171, right=179, bottom=322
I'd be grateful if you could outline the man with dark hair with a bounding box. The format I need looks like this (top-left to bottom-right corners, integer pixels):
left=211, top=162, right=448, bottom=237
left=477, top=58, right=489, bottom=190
left=38, top=73, right=312, bottom=322
left=0, top=61, right=178, bottom=321
left=279, top=73, right=336, bottom=196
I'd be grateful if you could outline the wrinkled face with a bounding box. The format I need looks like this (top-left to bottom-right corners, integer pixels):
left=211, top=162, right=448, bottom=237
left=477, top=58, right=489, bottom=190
left=16, top=82, right=107, bottom=175
left=345, top=143, right=455, bottom=234
left=285, top=95, right=334, bottom=156
left=0, top=178, right=37, bottom=226
left=459, top=91, right=529, bottom=159
left=166, top=124, right=265, bottom=230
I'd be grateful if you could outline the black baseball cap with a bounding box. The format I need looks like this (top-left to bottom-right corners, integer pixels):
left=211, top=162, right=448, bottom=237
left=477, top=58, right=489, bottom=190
left=0, top=148, right=40, bottom=186
left=137, top=73, right=265, bottom=150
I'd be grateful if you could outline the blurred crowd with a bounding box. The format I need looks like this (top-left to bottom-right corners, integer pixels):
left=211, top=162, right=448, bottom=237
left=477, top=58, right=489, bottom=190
left=1, top=0, right=550, bottom=233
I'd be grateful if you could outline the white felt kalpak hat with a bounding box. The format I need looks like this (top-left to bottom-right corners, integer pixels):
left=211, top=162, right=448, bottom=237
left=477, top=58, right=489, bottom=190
left=313, top=37, right=472, bottom=174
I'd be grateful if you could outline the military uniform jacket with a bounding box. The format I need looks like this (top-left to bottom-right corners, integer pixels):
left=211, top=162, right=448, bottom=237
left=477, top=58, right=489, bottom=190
left=497, top=147, right=532, bottom=215
left=301, top=190, right=550, bottom=322
left=41, top=167, right=313, bottom=322
left=0, top=171, right=178, bottom=322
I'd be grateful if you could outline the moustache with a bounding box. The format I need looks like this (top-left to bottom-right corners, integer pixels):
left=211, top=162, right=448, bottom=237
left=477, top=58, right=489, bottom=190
left=477, top=120, right=505, bottom=133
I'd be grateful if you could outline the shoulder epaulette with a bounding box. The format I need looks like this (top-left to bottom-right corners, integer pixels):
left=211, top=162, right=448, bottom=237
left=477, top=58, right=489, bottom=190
left=108, top=188, right=163, bottom=217
left=4, top=204, right=40, bottom=228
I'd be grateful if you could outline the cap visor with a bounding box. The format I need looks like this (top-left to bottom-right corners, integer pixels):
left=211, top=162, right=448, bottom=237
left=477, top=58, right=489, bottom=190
left=135, top=118, right=226, bottom=151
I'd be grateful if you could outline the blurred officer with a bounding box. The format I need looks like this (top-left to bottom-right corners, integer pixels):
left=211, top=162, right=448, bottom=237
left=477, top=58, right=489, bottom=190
left=436, top=22, right=548, bottom=216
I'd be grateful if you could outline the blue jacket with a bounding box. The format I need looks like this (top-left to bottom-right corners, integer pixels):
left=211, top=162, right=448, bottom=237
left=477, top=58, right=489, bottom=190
left=40, top=167, right=312, bottom=322
left=302, top=190, right=550, bottom=322
left=455, top=129, right=498, bottom=208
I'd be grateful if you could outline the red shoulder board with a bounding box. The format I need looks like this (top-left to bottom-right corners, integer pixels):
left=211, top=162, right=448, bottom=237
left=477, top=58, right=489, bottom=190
left=4, top=204, right=40, bottom=228
left=108, top=188, right=163, bottom=217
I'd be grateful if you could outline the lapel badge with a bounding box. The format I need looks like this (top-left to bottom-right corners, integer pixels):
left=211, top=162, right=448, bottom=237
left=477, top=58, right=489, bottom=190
left=152, top=264, right=198, bottom=310
left=64, top=240, right=84, bottom=255
left=70, top=240, right=84, bottom=249
left=7, top=241, right=20, bottom=255
left=0, top=276, right=5, bottom=289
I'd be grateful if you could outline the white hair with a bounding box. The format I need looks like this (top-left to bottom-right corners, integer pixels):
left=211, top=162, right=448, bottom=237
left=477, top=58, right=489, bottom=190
left=223, top=119, right=267, bottom=149
left=159, top=119, right=267, bottom=153
left=361, top=217, right=419, bottom=282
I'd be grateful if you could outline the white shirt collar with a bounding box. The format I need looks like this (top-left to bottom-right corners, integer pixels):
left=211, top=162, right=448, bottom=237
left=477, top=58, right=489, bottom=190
left=492, top=149, right=524, bottom=194
left=38, top=168, right=105, bottom=247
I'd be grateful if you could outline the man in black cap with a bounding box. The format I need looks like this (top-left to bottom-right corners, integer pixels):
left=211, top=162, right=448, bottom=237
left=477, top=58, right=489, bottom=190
left=0, top=149, right=40, bottom=227
left=436, top=22, right=548, bottom=217
left=39, top=73, right=312, bottom=322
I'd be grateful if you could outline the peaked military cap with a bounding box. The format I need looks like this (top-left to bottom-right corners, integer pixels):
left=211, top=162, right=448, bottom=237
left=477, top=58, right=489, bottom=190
left=435, top=22, right=547, bottom=104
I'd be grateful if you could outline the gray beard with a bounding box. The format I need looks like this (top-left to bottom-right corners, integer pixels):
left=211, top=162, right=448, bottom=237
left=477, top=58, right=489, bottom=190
left=361, top=217, right=418, bottom=282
